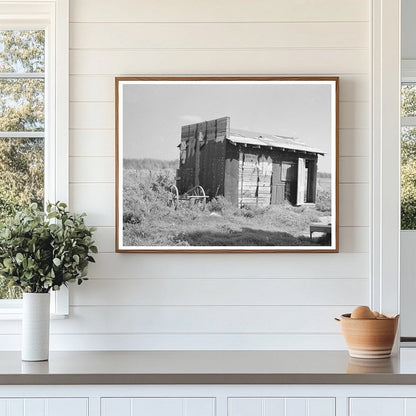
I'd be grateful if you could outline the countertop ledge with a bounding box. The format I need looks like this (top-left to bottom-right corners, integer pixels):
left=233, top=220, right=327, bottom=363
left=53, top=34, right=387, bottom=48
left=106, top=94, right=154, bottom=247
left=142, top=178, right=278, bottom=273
left=2, top=350, right=416, bottom=385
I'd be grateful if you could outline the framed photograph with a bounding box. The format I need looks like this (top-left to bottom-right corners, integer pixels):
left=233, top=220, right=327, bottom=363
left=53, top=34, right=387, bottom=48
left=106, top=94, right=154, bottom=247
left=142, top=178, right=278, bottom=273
left=116, top=77, right=339, bottom=253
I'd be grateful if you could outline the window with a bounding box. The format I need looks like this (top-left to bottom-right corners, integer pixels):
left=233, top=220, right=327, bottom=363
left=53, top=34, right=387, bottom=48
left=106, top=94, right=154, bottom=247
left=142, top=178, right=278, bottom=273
left=401, top=81, right=416, bottom=229
left=0, top=29, right=45, bottom=300
left=0, top=0, right=68, bottom=314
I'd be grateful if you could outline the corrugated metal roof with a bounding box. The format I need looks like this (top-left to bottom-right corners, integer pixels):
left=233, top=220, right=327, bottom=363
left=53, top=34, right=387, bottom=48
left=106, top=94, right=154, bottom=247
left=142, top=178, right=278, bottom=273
left=228, top=128, right=325, bottom=155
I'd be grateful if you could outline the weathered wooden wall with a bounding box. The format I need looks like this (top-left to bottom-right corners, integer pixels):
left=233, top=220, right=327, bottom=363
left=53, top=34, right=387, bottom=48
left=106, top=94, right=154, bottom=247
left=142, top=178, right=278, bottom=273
left=234, top=147, right=319, bottom=207
left=224, top=143, right=240, bottom=206
left=177, top=117, right=229, bottom=196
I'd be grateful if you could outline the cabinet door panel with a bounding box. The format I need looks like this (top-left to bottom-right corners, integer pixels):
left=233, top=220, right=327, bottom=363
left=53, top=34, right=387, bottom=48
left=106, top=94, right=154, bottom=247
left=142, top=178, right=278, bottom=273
left=132, top=398, right=183, bottom=416
left=228, top=398, right=262, bottom=416
left=285, top=399, right=307, bottom=416
left=309, top=398, right=336, bottom=416
left=0, top=400, right=22, bottom=416
left=350, top=398, right=405, bottom=416
left=101, top=398, right=215, bottom=416
left=7, top=400, right=23, bottom=416
left=47, top=398, right=88, bottom=416
left=184, top=398, right=215, bottom=416
left=406, top=398, right=416, bottom=414
left=228, top=398, right=334, bottom=416
left=24, top=399, right=45, bottom=416
left=264, top=398, right=285, bottom=415
left=101, top=398, right=131, bottom=416
left=0, top=398, right=87, bottom=416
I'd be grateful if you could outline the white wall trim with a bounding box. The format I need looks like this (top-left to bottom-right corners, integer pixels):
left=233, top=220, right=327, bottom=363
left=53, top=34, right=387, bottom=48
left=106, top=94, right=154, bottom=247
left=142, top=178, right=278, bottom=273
left=371, top=0, right=401, bottom=315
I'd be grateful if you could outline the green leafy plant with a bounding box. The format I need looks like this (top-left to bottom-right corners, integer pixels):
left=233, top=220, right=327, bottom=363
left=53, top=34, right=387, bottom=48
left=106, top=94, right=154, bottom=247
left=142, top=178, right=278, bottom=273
left=0, top=202, right=97, bottom=293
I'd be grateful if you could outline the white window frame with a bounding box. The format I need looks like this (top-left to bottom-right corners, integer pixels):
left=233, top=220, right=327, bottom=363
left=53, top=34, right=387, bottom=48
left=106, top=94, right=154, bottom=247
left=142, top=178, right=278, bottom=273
left=399, top=60, right=416, bottom=341
left=0, top=0, right=69, bottom=317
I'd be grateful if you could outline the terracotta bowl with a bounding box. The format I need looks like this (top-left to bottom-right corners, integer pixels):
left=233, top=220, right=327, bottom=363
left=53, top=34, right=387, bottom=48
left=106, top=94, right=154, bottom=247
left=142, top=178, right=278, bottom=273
left=337, top=313, right=399, bottom=359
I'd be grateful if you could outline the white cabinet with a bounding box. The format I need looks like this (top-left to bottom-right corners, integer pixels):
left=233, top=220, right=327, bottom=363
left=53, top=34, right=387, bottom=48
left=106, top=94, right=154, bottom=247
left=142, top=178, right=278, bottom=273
left=349, top=398, right=416, bottom=416
left=5, top=385, right=416, bottom=416
left=101, top=398, right=215, bottom=416
left=228, top=397, right=335, bottom=416
left=0, top=398, right=88, bottom=416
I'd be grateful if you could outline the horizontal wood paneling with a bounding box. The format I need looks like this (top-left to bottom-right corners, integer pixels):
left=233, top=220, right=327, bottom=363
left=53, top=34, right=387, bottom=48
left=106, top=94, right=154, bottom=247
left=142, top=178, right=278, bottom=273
left=339, top=184, right=369, bottom=227
left=339, top=129, right=369, bottom=157
left=339, top=102, right=369, bottom=129
left=59, top=0, right=372, bottom=351
left=86, top=253, right=369, bottom=279
left=0, top=305, right=355, bottom=335
left=69, top=75, right=369, bottom=103
left=70, top=278, right=368, bottom=306
left=339, top=227, right=369, bottom=253
left=70, top=49, right=368, bottom=75
left=69, top=183, right=114, bottom=226
left=70, top=76, right=115, bottom=102
left=70, top=130, right=114, bottom=157
left=70, top=157, right=114, bottom=183
left=58, top=306, right=353, bottom=334
left=70, top=22, right=368, bottom=50
left=0, top=333, right=347, bottom=350
left=92, top=227, right=115, bottom=253
left=69, top=0, right=369, bottom=23
left=70, top=103, right=113, bottom=129
left=339, top=157, right=369, bottom=183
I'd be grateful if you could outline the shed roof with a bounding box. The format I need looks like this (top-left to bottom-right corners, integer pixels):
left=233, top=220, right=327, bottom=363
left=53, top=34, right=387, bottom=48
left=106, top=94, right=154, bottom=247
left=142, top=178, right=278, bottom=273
left=228, top=128, right=325, bottom=155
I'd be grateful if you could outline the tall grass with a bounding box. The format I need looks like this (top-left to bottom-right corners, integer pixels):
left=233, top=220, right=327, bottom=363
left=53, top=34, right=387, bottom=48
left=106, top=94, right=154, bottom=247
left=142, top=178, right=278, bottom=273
left=123, top=167, right=332, bottom=247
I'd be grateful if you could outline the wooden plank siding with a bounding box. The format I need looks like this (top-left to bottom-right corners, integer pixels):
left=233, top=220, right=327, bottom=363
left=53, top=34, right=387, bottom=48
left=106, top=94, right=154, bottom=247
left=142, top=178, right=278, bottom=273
left=177, top=118, right=228, bottom=197
left=178, top=116, right=321, bottom=208
left=235, top=146, right=318, bottom=207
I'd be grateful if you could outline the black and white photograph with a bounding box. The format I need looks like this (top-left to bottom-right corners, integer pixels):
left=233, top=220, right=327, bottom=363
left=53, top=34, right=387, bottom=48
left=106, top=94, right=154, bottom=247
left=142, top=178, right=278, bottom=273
left=116, top=77, right=338, bottom=252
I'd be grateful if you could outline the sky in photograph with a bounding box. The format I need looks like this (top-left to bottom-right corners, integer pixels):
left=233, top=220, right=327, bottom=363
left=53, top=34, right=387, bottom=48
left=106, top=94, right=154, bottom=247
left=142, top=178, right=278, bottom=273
left=122, top=81, right=334, bottom=172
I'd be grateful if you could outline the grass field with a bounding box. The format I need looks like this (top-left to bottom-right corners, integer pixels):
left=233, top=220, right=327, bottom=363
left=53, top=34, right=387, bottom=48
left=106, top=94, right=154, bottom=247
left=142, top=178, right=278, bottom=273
left=122, top=165, right=332, bottom=247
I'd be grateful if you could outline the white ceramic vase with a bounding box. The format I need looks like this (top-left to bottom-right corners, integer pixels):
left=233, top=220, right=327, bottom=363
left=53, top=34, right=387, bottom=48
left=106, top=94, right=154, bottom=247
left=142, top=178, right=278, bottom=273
left=22, top=292, right=50, bottom=361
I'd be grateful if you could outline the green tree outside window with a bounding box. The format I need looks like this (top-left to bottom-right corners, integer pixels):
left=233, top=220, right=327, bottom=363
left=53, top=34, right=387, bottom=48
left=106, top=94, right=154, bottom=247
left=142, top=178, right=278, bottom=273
left=0, top=30, right=45, bottom=298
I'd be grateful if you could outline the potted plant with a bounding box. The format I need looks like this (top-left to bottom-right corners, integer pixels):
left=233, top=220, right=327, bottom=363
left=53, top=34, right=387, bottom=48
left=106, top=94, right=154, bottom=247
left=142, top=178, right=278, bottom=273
left=0, top=202, right=97, bottom=361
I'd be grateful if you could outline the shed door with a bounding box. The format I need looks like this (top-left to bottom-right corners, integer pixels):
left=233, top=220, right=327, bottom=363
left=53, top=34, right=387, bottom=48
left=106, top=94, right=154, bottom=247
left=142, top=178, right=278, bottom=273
left=239, top=153, right=258, bottom=207
left=296, top=157, right=306, bottom=205
left=238, top=153, right=272, bottom=207
left=281, top=161, right=297, bottom=205
left=257, top=155, right=272, bottom=206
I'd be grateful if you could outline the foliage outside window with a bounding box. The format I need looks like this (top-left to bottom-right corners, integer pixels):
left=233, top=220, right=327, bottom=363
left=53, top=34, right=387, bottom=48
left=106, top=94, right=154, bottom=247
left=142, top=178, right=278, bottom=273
left=0, top=30, right=45, bottom=299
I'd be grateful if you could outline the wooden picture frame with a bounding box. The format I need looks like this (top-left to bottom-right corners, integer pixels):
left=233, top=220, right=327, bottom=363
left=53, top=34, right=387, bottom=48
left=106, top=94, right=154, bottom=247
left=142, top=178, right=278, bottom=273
left=116, top=77, right=339, bottom=253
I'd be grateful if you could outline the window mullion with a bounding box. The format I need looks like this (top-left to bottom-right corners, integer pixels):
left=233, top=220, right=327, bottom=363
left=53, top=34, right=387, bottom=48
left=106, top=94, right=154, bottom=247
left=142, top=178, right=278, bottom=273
left=0, top=72, right=44, bottom=79
left=0, top=132, right=44, bottom=138
left=401, top=117, right=416, bottom=127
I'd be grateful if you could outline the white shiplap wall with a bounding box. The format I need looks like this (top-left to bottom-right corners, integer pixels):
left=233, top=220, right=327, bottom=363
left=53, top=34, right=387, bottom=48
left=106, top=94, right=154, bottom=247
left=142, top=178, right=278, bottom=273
left=59, top=0, right=371, bottom=350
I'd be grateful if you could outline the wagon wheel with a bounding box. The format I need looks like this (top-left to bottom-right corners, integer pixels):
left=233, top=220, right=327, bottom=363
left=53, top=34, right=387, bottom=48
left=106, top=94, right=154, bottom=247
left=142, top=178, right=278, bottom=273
left=168, top=185, right=179, bottom=209
left=187, top=185, right=207, bottom=209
